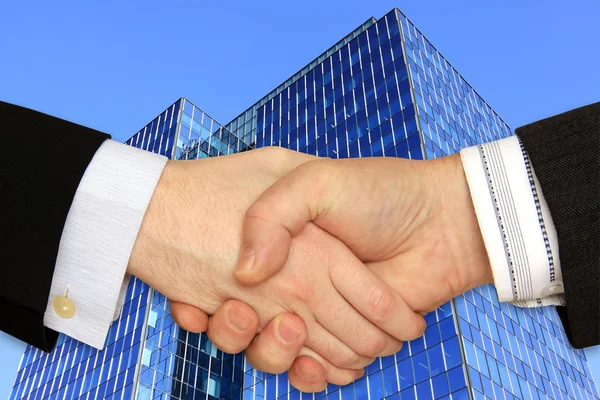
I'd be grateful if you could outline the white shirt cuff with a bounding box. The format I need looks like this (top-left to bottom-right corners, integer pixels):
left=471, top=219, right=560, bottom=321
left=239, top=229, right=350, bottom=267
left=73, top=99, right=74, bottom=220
left=44, top=140, right=167, bottom=349
left=460, top=135, right=565, bottom=308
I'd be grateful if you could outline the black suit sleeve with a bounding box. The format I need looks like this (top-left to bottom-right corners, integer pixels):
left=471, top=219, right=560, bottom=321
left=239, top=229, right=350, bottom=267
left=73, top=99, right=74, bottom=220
left=516, top=102, right=599, bottom=349
left=0, top=101, right=110, bottom=351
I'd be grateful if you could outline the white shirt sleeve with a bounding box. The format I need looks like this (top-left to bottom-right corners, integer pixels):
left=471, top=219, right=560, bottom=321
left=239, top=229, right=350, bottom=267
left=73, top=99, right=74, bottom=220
left=43, top=139, right=167, bottom=349
left=460, top=135, right=565, bottom=308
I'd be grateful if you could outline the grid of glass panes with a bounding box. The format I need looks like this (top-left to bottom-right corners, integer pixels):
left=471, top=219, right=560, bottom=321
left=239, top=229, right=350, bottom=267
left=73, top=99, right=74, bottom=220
left=170, top=329, right=244, bottom=400
left=137, top=290, right=244, bottom=400
left=223, top=108, right=256, bottom=148
left=224, top=18, right=378, bottom=147
left=243, top=10, right=469, bottom=400
left=255, top=10, right=422, bottom=163
left=125, top=100, right=181, bottom=159
left=10, top=278, right=150, bottom=400
left=177, top=98, right=253, bottom=161
left=241, top=303, right=467, bottom=400
left=398, top=13, right=511, bottom=159
left=136, top=291, right=179, bottom=399
left=125, top=99, right=249, bottom=400
left=398, top=13, right=599, bottom=399
left=125, top=98, right=252, bottom=161
left=456, top=285, right=598, bottom=400
left=129, top=99, right=248, bottom=400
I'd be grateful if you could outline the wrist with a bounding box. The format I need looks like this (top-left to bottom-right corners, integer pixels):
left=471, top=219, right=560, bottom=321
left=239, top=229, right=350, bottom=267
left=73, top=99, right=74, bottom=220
left=435, top=154, right=494, bottom=290
left=127, top=160, right=175, bottom=283
left=127, top=159, right=226, bottom=314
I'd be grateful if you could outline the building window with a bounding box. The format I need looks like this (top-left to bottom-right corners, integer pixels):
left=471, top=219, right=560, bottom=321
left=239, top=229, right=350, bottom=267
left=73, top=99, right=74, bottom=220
left=137, top=383, right=151, bottom=400
left=148, top=310, right=157, bottom=328
left=208, top=374, right=220, bottom=398
left=141, top=346, right=152, bottom=367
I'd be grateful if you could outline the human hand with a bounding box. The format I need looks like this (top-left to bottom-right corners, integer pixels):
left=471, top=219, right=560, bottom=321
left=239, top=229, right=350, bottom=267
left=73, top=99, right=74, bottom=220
left=232, top=154, right=494, bottom=389
left=236, top=154, right=493, bottom=313
left=126, top=147, right=425, bottom=388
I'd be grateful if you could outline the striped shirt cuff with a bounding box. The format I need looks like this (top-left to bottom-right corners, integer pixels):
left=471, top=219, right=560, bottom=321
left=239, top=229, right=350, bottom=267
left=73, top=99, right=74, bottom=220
left=460, top=135, right=565, bottom=308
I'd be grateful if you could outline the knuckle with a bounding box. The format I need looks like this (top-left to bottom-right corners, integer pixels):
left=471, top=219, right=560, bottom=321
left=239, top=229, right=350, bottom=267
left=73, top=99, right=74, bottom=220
left=259, top=145, right=287, bottom=158
left=289, top=281, right=315, bottom=303
left=325, top=367, right=362, bottom=387
left=296, top=159, right=335, bottom=190
left=331, top=349, right=362, bottom=369
left=312, top=159, right=336, bottom=182
left=368, top=288, right=396, bottom=322
left=313, top=158, right=337, bottom=170
left=263, top=146, right=296, bottom=168
left=381, top=340, right=404, bottom=357
left=245, top=201, right=272, bottom=223
left=358, top=334, right=386, bottom=357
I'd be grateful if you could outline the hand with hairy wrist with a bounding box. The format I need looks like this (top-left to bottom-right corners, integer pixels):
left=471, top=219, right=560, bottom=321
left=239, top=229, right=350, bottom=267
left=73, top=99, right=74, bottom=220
left=126, top=147, right=426, bottom=390
left=234, top=153, right=494, bottom=388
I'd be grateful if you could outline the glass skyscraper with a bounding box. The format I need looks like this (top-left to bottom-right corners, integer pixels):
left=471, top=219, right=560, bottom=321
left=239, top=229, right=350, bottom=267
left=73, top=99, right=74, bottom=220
left=11, top=8, right=598, bottom=400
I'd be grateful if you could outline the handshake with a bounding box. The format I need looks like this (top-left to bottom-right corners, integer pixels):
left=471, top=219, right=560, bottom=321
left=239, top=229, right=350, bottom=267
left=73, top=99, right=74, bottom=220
left=127, top=146, right=493, bottom=392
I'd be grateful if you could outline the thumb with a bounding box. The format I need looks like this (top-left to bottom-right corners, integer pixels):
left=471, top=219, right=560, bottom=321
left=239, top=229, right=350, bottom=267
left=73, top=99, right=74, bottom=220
left=234, top=160, right=336, bottom=285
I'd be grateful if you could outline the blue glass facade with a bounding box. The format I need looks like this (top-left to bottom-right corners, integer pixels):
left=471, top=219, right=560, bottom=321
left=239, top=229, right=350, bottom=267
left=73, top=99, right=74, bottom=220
left=399, top=13, right=597, bottom=400
left=11, top=8, right=599, bottom=400
left=11, top=278, right=150, bottom=400
left=231, top=8, right=598, bottom=400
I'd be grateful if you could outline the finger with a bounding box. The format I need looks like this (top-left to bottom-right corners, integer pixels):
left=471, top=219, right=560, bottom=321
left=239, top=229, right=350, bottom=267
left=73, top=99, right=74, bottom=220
left=292, top=348, right=364, bottom=391
left=302, top=316, right=376, bottom=370
left=235, top=160, right=335, bottom=286
left=170, top=301, right=209, bottom=333
left=328, top=243, right=428, bottom=342
left=295, top=224, right=417, bottom=355
left=288, top=356, right=328, bottom=393
left=312, top=285, right=404, bottom=358
left=244, top=313, right=307, bottom=374
left=206, top=300, right=258, bottom=354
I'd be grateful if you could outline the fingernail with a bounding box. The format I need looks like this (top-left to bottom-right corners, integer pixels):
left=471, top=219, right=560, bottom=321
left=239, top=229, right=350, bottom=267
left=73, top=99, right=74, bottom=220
left=237, top=245, right=255, bottom=272
left=228, top=307, right=252, bottom=331
left=277, top=319, right=301, bottom=343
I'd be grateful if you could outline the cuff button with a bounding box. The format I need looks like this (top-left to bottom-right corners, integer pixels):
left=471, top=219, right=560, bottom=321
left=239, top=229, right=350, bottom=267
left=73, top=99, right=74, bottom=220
left=53, top=296, right=76, bottom=319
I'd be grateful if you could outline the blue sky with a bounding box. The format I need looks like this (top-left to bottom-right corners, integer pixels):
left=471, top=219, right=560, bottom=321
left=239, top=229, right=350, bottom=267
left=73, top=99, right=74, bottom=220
left=1, top=1, right=598, bottom=397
